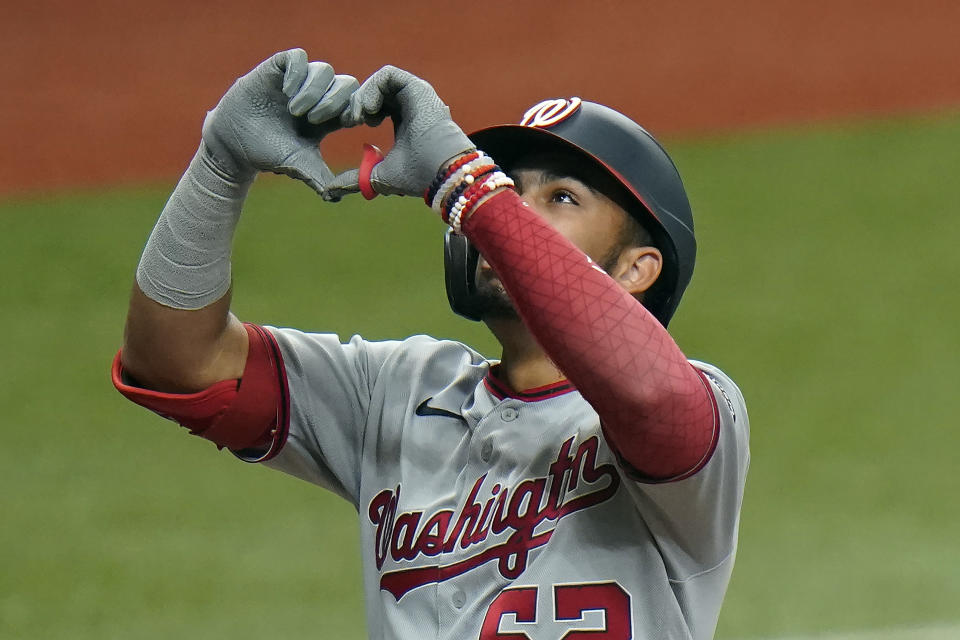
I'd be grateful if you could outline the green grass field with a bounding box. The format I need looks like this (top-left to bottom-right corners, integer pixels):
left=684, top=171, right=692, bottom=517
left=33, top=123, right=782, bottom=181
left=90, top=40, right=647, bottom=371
left=2, top=111, right=958, bottom=639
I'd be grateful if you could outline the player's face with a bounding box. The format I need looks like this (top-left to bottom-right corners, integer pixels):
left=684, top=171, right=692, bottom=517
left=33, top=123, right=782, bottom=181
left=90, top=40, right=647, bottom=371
left=474, top=157, right=636, bottom=319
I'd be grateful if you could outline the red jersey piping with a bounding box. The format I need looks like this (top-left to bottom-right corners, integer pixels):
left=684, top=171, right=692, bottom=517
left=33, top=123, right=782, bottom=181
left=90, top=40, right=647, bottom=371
left=482, top=366, right=576, bottom=402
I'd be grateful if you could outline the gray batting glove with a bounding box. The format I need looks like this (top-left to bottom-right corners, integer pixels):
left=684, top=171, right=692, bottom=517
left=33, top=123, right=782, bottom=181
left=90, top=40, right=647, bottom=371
left=322, top=65, right=475, bottom=201
left=201, top=48, right=359, bottom=194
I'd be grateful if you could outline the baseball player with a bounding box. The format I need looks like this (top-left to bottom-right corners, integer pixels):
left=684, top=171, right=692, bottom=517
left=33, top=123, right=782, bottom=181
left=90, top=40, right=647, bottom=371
left=113, top=49, right=749, bottom=639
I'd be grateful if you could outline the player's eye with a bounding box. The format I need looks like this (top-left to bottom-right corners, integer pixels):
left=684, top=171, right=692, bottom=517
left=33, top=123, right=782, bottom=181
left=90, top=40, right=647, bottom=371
left=551, top=189, right=579, bottom=205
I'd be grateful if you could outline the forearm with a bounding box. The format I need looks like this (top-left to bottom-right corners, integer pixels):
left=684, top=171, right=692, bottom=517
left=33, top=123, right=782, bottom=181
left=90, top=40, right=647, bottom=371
left=463, top=190, right=717, bottom=479
left=120, top=50, right=357, bottom=394
left=118, top=149, right=273, bottom=448
left=121, top=144, right=252, bottom=392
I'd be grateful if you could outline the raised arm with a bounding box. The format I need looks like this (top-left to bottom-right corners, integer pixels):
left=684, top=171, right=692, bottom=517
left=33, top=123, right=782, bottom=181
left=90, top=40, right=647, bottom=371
left=459, top=191, right=717, bottom=480
left=324, top=67, right=716, bottom=481
left=120, top=49, right=357, bottom=393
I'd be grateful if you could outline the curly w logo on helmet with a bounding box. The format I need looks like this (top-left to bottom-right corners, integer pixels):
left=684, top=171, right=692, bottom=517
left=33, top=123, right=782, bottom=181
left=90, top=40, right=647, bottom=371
left=520, top=97, right=582, bottom=128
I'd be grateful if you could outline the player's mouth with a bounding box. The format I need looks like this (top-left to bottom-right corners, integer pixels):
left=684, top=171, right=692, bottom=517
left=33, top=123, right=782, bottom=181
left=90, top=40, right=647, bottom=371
left=478, top=257, right=498, bottom=279
left=476, top=257, right=504, bottom=289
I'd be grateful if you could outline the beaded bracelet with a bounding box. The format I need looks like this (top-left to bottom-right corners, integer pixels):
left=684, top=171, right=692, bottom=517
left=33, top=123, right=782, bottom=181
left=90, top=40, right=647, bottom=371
left=439, top=164, right=496, bottom=217
left=432, top=160, right=497, bottom=215
left=432, top=158, right=496, bottom=213
left=426, top=151, right=485, bottom=207
left=450, top=171, right=514, bottom=221
left=446, top=172, right=515, bottom=233
left=424, top=151, right=481, bottom=205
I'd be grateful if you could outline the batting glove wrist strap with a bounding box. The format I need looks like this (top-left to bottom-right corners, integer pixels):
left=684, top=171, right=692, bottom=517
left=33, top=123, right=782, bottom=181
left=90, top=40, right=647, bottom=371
left=135, top=143, right=251, bottom=309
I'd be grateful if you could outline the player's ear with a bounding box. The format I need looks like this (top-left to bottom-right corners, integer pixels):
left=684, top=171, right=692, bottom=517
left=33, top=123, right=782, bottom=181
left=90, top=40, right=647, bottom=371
left=610, top=246, right=662, bottom=296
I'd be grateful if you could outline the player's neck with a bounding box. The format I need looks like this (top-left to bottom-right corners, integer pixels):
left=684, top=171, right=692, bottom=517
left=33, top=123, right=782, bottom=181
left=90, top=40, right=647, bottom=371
left=485, top=317, right=566, bottom=392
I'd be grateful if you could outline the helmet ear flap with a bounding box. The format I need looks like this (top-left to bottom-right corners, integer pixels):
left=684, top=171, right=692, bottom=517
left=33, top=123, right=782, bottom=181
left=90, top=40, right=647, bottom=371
left=443, top=229, right=484, bottom=321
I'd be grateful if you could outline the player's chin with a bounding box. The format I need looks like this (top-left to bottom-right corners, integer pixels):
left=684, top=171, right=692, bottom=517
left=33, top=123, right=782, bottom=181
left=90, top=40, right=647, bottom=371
left=474, top=272, right=519, bottom=320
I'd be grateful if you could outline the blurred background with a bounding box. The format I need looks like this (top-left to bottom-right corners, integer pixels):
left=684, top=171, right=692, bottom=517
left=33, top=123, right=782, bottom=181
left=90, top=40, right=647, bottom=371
left=2, top=1, right=958, bottom=638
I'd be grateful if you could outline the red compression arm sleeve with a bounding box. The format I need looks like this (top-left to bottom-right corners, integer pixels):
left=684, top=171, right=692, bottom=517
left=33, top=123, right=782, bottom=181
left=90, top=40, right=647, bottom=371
left=462, top=190, right=719, bottom=480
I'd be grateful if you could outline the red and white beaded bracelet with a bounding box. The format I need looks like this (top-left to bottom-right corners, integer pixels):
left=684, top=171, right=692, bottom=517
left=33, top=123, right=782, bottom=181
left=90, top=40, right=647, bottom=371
left=446, top=171, right=515, bottom=233
left=432, top=159, right=497, bottom=215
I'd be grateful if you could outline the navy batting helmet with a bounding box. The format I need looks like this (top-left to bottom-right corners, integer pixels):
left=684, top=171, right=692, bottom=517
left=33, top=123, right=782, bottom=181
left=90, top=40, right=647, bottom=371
left=444, top=97, right=696, bottom=327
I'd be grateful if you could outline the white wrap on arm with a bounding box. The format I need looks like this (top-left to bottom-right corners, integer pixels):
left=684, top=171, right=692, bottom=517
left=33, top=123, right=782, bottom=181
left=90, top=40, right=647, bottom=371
left=136, top=143, right=251, bottom=309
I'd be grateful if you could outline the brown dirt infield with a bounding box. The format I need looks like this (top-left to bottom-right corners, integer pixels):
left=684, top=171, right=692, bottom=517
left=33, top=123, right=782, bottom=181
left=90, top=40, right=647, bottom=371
left=2, top=0, right=959, bottom=195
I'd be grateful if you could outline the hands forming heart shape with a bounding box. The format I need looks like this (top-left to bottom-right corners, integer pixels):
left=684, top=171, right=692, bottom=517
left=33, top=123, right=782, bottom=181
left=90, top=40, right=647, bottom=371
left=201, top=48, right=475, bottom=201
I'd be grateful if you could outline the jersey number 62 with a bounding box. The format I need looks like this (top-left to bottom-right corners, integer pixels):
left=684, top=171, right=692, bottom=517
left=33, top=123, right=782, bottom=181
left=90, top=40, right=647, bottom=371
left=479, top=581, right=632, bottom=639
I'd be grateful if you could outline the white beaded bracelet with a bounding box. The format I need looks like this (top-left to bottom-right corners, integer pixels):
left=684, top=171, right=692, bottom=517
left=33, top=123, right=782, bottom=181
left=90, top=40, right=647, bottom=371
left=446, top=172, right=515, bottom=233
left=431, top=154, right=495, bottom=214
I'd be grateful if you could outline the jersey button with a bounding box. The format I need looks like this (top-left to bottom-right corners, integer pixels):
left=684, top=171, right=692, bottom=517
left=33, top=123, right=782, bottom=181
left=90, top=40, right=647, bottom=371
left=480, top=440, right=493, bottom=463
left=451, top=588, right=466, bottom=609
left=500, top=407, right=518, bottom=422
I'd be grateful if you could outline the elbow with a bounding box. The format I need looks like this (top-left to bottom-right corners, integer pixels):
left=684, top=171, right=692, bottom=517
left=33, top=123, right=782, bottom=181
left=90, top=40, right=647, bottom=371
left=119, top=287, right=244, bottom=393
left=119, top=342, right=190, bottom=393
left=601, top=373, right=717, bottom=479
left=119, top=333, right=225, bottom=394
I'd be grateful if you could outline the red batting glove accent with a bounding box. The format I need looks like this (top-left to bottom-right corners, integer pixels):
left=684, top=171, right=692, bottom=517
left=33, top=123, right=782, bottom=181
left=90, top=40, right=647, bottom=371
left=462, top=190, right=717, bottom=480
left=359, top=144, right=385, bottom=200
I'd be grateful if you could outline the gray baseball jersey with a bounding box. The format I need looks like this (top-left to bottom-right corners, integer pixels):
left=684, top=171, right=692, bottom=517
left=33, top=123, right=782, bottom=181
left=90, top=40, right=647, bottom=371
left=243, top=327, right=749, bottom=640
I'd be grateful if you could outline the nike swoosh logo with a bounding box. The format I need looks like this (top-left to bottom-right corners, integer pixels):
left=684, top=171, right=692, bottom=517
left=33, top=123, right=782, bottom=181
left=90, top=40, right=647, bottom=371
left=415, top=398, right=462, bottom=420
